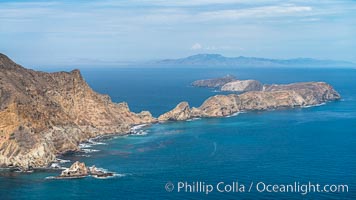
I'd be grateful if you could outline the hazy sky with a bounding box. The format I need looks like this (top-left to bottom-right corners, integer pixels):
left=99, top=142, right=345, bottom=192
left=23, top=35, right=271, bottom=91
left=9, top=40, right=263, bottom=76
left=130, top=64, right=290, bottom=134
left=0, top=0, right=355, bottom=67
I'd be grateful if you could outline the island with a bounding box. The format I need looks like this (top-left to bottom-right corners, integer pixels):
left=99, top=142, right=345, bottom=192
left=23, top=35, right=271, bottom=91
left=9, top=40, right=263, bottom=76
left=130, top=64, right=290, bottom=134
left=191, top=75, right=236, bottom=88
left=192, top=76, right=264, bottom=92
left=159, top=82, right=340, bottom=121
left=156, top=54, right=356, bottom=68
left=0, top=53, right=341, bottom=171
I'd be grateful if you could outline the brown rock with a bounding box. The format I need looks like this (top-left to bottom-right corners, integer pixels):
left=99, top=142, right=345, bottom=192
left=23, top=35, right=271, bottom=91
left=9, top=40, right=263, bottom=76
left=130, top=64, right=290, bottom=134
left=59, top=161, right=88, bottom=178
left=195, top=94, right=239, bottom=117
left=221, top=80, right=263, bottom=92
left=262, top=82, right=341, bottom=103
left=158, top=102, right=191, bottom=121
left=89, top=165, right=114, bottom=178
left=191, top=75, right=236, bottom=88
left=0, top=53, right=157, bottom=169
left=160, top=82, right=341, bottom=120
left=0, top=53, right=342, bottom=169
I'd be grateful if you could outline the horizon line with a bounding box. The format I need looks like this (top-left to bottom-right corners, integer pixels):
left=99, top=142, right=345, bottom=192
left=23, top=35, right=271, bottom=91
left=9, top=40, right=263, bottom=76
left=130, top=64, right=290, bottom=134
left=2, top=52, right=355, bottom=68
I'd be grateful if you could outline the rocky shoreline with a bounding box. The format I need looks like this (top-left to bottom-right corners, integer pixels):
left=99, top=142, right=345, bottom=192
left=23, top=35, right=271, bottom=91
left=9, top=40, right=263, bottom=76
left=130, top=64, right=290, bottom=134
left=0, top=53, right=341, bottom=171
left=0, top=53, right=156, bottom=170
left=191, top=75, right=236, bottom=88
left=159, top=81, right=340, bottom=121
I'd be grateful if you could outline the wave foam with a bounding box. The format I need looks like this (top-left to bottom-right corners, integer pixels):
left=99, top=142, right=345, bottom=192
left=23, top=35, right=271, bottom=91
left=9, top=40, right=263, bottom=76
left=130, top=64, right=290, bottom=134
left=303, top=102, right=326, bottom=108
left=88, top=138, right=106, bottom=145
left=81, top=149, right=100, bottom=153
left=130, top=124, right=149, bottom=136
left=225, top=112, right=241, bottom=118
left=77, top=155, right=91, bottom=157
left=49, top=163, right=66, bottom=169
left=187, top=118, right=201, bottom=121
left=56, top=158, right=70, bottom=163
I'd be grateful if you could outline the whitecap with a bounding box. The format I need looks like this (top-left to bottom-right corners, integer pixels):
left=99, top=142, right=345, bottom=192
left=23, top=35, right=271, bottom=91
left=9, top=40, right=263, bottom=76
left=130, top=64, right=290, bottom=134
left=130, top=124, right=149, bottom=135
left=131, top=124, right=148, bottom=131
left=225, top=112, right=240, bottom=118
left=81, top=149, right=100, bottom=153
left=79, top=143, right=92, bottom=148
left=132, top=130, right=148, bottom=136
left=88, top=139, right=106, bottom=145
left=303, top=102, right=326, bottom=108
left=91, top=173, right=121, bottom=179
left=79, top=137, right=107, bottom=150
left=77, top=155, right=91, bottom=157
left=50, top=163, right=62, bottom=169
left=114, top=173, right=128, bottom=177
left=56, top=158, right=70, bottom=163
left=99, top=173, right=130, bottom=179
left=95, top=167, right=107, bottom=172
left=186, top=118, right=201, bottom=121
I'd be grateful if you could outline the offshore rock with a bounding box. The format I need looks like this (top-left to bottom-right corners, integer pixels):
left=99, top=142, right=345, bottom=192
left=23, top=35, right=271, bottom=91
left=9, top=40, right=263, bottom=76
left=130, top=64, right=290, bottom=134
left=89, top=165, right=114, bottom=178
left=58, top=162, right=115, bottom=179
left=59, top=161, right=88, bottom=178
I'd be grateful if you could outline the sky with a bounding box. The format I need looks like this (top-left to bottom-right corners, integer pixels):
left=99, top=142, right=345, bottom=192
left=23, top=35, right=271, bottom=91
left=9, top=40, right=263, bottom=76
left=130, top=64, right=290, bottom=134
left=0, top=0, right=355, bottom=67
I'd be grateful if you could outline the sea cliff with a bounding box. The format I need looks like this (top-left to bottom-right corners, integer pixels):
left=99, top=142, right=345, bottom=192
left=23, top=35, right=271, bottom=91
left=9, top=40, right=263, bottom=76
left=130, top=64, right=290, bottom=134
left=159, top=82, right=340, bottom=121
left=0, top=53, right=341, bottom=170
left=0, top=53, right=156, bottom=169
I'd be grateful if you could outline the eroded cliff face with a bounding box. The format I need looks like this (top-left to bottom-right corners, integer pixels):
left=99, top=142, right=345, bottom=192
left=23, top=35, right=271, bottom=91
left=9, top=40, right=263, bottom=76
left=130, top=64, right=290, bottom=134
left=159, top=82, right=341, bottom=121
left=158, top=102, right=191, bottom=121
left=0, top=54, right=156, bottom=169
left=191, top=75, right=236, bottom=88
left=0, top=53, right=342, bottom=170
left=221, top=80, right=263, bottom=92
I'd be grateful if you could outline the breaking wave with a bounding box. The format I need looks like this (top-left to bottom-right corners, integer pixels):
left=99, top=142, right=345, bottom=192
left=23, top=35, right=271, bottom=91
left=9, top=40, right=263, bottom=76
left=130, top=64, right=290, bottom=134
left=130, top=124, right=149, bottom=136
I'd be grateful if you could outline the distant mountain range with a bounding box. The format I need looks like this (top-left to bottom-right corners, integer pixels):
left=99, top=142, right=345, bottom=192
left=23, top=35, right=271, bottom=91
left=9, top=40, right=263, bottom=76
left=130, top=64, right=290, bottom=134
left=155, top=54, right=356, bottom=68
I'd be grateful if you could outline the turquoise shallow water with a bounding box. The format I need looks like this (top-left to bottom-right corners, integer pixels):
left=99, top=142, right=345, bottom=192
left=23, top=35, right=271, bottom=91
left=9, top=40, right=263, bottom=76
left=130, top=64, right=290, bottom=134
left=0, top=67, right=355, bottom=199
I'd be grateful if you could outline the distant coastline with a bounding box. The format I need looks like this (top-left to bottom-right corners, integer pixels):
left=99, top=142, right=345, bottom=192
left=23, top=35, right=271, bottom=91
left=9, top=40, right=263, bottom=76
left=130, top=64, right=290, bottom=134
left=154, top=54, right=356, bottom=68
left=24, top=54, right=356, bottom=70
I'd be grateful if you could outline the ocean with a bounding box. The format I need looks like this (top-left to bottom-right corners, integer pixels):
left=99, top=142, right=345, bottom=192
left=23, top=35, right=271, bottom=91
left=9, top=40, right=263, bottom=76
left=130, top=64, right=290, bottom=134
left=0, top=67, right=355, bottom=199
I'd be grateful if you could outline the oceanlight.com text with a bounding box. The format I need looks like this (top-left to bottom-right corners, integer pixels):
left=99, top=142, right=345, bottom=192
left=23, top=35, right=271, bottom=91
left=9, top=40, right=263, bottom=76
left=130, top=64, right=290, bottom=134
left=165, top=181, right=349, bottom=195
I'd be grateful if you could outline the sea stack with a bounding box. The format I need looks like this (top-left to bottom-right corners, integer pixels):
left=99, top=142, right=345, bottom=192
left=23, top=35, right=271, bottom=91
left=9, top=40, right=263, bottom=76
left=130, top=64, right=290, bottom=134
left=59, top=161, right=88, bottom=178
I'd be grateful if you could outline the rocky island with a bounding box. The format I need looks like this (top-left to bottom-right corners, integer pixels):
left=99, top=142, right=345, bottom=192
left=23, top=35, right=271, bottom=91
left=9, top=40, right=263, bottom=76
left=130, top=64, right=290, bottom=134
left=192, top=75, right=264, bottom=92
left=191, top=75, right=236, bottom=88
left=0, top=53, right=341, bottom=171
left=159, top=82, right=340, bottom=120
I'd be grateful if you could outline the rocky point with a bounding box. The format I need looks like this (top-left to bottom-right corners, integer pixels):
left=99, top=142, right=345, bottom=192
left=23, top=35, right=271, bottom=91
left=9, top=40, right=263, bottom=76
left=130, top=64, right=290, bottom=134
left=0, top=53, right=156, bottom=170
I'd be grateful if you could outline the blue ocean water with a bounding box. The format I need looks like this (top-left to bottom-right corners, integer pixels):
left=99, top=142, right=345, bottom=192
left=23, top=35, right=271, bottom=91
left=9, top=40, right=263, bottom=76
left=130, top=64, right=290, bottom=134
left=0, top=67, right=355, bottom=199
